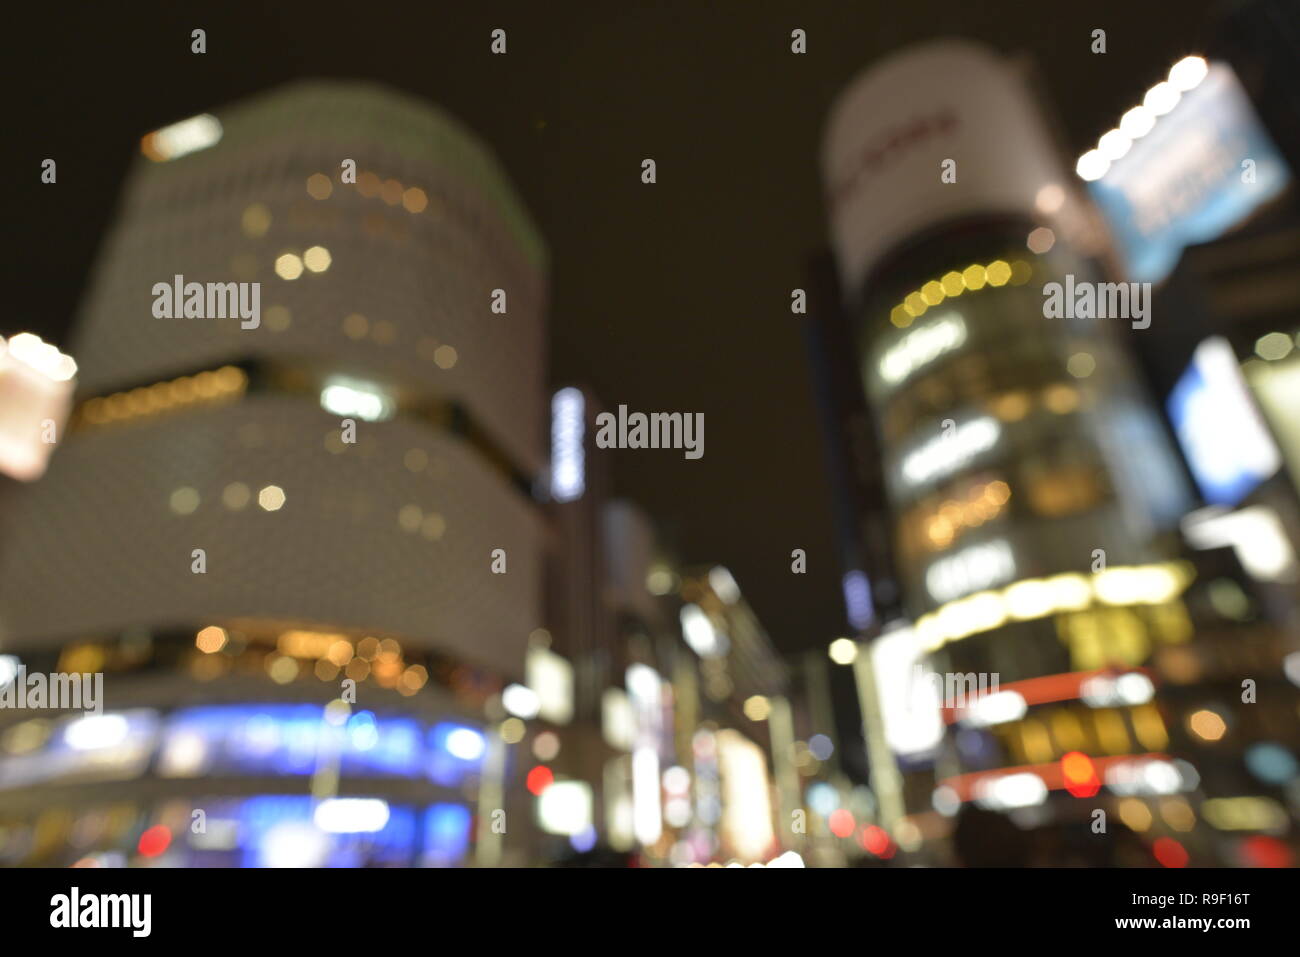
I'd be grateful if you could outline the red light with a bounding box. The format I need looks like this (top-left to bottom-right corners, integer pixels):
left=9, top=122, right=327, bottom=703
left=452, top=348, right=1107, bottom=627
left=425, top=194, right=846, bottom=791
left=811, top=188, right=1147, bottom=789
left=828, top=809, right=855, bottom=838
left=526, top=765, right=554, bottom=795
left=860, top=825, right=894, bottom=858
left=137, top=825, right=171, bottom=858
left=1153, top=837, right=1189, bottom=868
left=1240, top=835, right=1292, bottom=869
left=1060, top=751, right=1101, bottom=798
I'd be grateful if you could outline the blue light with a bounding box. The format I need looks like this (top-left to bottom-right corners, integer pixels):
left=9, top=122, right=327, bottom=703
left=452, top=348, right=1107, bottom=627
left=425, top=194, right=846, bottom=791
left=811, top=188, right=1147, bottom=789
left=570, top=827, right=597, bottom=854
left=842, top=570, right=874, bottom=631
left=423, top=803, right=472, bottom=866
left=428, top=722, right=487, bottom=786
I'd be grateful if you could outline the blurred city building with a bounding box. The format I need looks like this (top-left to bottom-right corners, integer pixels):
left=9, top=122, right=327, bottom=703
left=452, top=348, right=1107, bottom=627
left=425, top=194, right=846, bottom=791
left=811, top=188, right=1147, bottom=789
left=0, top=80, right=550, bottom=867
left=814, top=36, right=1300, bottom=867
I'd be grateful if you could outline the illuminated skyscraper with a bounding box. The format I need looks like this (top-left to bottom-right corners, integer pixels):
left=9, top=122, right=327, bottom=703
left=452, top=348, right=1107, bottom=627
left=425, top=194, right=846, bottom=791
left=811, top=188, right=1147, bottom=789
left=821, top=40, right=1203, bottom=854
left=0, top=82, right=548, bottom=866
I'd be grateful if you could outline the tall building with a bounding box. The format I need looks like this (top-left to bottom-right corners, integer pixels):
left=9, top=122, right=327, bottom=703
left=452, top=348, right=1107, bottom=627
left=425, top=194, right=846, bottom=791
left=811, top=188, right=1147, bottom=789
left=0, top=81, right=549, bottom=867
left=820, top=40, right=1212, bottom=861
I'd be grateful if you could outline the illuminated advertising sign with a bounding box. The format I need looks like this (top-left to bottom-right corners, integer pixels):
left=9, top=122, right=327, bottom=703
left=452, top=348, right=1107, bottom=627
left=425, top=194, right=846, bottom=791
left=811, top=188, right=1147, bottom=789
left=1088, top=63, right=1290, bottom=283
left=1167, top=337, right=1281, bottom=505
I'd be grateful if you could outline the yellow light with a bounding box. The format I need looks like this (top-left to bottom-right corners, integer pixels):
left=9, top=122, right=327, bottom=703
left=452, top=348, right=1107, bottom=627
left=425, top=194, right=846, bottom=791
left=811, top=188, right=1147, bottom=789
left=962, top=264, right=987, bottom=290
left=274, top=253, right=304, bottom=280
left=500, top=718, right=526, bottom=744
left=1043, top=384, right=1080, bottom=414
left=241, top=204, right=272, bottom=238
left=890, top=304, right=912, bottom=328
left=1003, top=579, right=1055, bottom=620
left=303, top=245, right=332, bottom=273
left=402, top=187, right=428, bottom=213
left=1117, top=798, right=1152, bottom=832
left=169, top=487, right=200, bottom=515
left=940, top=271, right=965, bottom=297
left=1188, top=709, right=1227, bottom=742
left=306, top=173, right=333, bottom=200
left=986, top=260, right=1012, bottom=287
left=342, top=313, right=369, bottom=339
left=904, top=292, right=928, bottom=318
left=1131, top=703, right=1169, bottom=751
left=195, top=626, right=227, bottom=654
left=828, top=638, right=858, bottom=665
left=433, top=345, right=458, bottom=369
left=743, top=695, right=771, bottom=722
left=326, top=640, right=354, bottom=666
left=1159, top=797, right=1196, bottom=832
left=1202, top=796, right=1289, bottom=831
left=258, top=485, right=286, bottom=511
left=266, top=655, right=299, bottom=685
left=1067, top=352, right=1096, bottom=378
left=920, top=280, right=945, bottom=306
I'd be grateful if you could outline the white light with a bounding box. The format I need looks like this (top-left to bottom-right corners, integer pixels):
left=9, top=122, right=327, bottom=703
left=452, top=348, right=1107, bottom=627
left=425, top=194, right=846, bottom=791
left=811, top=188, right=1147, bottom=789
left=445, top=727, right=486, bottom=761
left=828, top=637, right=858, bottom=665
left=313, top=797, right=390, bottom=833
left=143, top=114, right=223, bottom=162
left=878, top=313, right=967, bottom=387
left=767, top=851, right=806, bottom=868
left=526, top=646, right=574, bottom=725
left=975, top=772, right=1047, bottom=809
left=1285, top=651, right=1300, bottom=689
left=901, top=416, right=1000, bottom=486
left=501, top=683, right=541, bottom=720
left=537, top=780, right=595, bottom=836
left=1082, top=672, right=1155, bottom=708
left=925, top=540, right=1016, bottom=603
left=1035, top=184, right=1066, bottom=215
left=260, top=821, right=329, bottom=868
left=872, top=628, right=945, bottom=756
left=1168, top=55, right=1208, bottom=92
left=680, top=603, right=728, bottom=658
left=966, top=691, right=1027, bottom=727
left=319, top=379, right=394, bottom=422
left=1116, top=672, right=1156, bottom=705
left=1119, top=105, right=1155, bottom=139
left=601, top=687, right=636, bottom=751
left=1183, top=506, right=1298, bottom=583
left=550, top=387, right=585, bottom=503
left=64, top=714, right=129, bottom=751
left=1143, top=81, right=1181, bottom=117
left=708, top=566, right=741, bottom=604
left=1098, top=129, right=1133, bottom=161
left=663, top=765, right=691, bottom=795
left=4, top=333, right=77, bottom=381
left=1076, top=149, right=1110, bottom=182
left=632, top=746, right=662, bottom=846
left=0, top=655, right=18, bottom=689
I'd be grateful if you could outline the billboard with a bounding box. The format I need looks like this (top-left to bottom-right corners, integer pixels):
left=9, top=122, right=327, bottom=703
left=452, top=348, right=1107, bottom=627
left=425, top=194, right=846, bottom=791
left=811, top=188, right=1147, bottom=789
left=1088, top=63, right=1290, bottom=283
left=1167, top=337, right=1281, bottom=505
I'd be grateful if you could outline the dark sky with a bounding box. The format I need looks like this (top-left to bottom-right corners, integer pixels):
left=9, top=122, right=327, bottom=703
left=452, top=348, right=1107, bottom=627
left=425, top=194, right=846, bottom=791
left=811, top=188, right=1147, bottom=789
left=11, top=1, right=1216, bottom=653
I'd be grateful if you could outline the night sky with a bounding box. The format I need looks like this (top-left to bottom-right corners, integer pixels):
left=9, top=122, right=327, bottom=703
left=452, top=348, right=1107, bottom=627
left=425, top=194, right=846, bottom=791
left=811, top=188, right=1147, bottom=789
left=12, top=1, right=1215, bottom=653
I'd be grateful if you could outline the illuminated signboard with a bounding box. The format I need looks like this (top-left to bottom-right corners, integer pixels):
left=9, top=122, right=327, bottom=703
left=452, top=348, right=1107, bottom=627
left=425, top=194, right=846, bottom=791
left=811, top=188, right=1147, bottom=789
left=1088, top=63, right=1290, bottom=283
left=1167, top=337, right=1281, bottom=505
